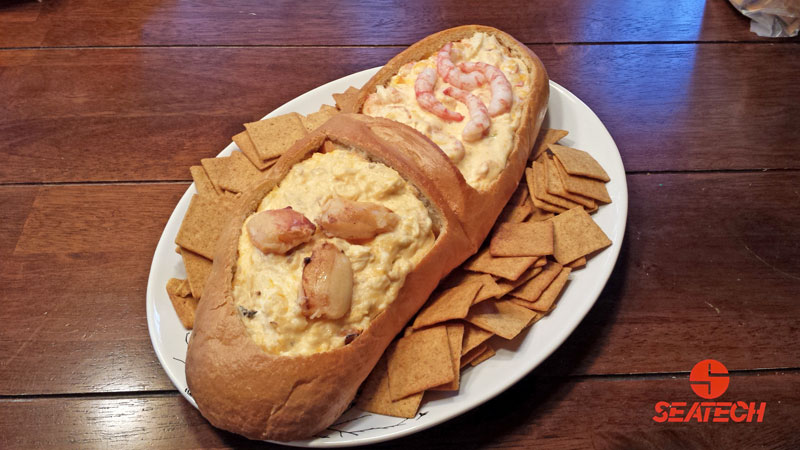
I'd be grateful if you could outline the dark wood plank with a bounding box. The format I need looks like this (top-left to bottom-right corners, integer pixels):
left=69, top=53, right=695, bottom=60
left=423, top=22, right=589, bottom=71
left=0, top=47, right=399, bottom=184
left=0, top=186, right=36, bottom=255
left=1, top=371, right=797, bottom=448
left=556, top=43, right=800, bottom=174
left=1, top=171, right=798, bottom=394
left=2, top=44, right=799, bottom=184
left=0, top=184, right=185, bottom=395
left=0, top=0, right=774, bottom=48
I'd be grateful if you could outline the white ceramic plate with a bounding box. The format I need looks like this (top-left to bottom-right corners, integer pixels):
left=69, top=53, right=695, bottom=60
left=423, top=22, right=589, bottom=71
left=146, top=67, right=627, bottom=447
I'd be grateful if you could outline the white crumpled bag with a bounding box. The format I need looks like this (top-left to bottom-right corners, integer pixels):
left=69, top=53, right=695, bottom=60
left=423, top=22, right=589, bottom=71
left=729, top=0, right=800, bottom=37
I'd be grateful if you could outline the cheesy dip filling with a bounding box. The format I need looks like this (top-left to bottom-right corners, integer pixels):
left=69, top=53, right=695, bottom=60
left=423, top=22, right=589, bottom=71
left=363, top=32, right=532, bottom=190
left=232, top=148, right=435, bottom=356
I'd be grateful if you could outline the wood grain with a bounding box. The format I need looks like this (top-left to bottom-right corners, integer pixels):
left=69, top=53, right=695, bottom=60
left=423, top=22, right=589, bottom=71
left=1, top=171, right=798, bottom=394
left=0, top=0, right=774, bottom=48
left=2, top=44, right=799, bottom=184
left=0, top=47, right=398, bottom=184
left=0, top=184, right=185, bottom=395
left=1, top=371, right=797, bottom=449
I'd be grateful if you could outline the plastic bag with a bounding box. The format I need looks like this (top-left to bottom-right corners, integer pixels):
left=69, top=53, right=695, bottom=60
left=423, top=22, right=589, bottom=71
left=729, top=0, right=800, bottom=37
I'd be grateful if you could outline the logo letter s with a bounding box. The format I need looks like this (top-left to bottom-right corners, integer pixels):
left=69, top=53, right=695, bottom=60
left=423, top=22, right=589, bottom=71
left=653, top=401, right=670, bottom=422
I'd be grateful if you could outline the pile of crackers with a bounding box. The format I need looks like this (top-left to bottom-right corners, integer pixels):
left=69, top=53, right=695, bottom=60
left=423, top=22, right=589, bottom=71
left=164, top=93, right=359, bottom=329
left=356, top=129, right=613, bottom=418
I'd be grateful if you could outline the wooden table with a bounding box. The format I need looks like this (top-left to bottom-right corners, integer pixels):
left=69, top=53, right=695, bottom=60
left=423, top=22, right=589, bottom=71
left=2, top=1, right=799, bottom=448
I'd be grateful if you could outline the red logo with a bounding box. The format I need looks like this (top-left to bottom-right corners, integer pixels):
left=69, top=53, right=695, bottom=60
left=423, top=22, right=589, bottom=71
left=653, top=360, right=766, bottom=423
left=689, top=359, right=729, bottom=399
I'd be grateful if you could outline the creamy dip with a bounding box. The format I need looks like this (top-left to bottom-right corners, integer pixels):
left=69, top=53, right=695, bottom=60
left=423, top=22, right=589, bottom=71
left=232, top=148, right=435, bottom=356
left=363, top=32, right=532, bottom=190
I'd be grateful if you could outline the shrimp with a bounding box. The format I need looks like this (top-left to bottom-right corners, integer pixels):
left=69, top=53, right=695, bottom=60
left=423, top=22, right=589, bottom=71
left=443, top=86, right=490, bottom=142
left=317, top=197, right=400, bottom=243
left=431, top=130, right=465, bottom=163
left=300, top=241, right=353, bottom=320
left=437, top=43, right=486, bottom=90
left=459, top=61, right=513, bottom=116
left=246, top=207, right=316, bottom=255
left=414, top=67, right=463, bottom=122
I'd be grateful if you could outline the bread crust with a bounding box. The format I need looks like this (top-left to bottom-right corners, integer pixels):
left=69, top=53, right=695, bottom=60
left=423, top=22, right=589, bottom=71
left=350, top=25, right=549, bottom=249
left=186, top=116, right=473, bottom=441
left=186, top=25, right=549, bottom=442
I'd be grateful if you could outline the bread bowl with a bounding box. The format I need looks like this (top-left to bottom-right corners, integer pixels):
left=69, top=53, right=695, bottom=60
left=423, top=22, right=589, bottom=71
left=350, top=24, right=549, bottom=247
left=186, top=25, right=549, bottom=441
left=186, top=115, right=476, bottom=440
